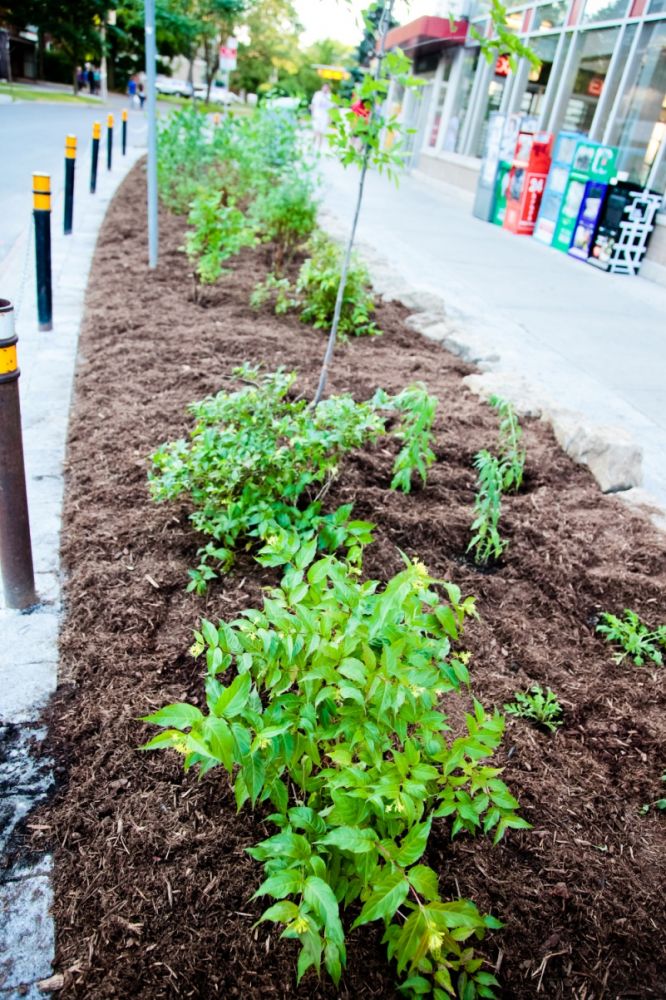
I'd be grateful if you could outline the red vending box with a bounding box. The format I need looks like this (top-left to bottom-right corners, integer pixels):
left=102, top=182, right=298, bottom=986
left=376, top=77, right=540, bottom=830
left=503, top=131, right=554, bottom=236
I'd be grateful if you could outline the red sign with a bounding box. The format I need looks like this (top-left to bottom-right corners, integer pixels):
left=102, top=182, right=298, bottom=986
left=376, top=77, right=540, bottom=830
left=503, top=132, right=554, bottom=235
left=495, top=54, right=511, bottom=77
left=587, top=77, right=604, bottom=97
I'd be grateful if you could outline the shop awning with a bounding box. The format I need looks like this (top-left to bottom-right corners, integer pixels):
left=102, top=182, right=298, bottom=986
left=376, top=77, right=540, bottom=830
left=385, top=15, right=468, bottom=56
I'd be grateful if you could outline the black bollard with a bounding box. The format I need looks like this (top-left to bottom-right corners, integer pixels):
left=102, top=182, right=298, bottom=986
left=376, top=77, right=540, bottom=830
left=122, top=108, right=128, bottom=155
left=32, top=173, right=52, bottom=332
left=0, top=299, right=37, bottom=610
left=107, top=112, right=114, bottom=170
left=90, top=121, right=101, bottom=193
left=63, top=133, right=77, bottom=235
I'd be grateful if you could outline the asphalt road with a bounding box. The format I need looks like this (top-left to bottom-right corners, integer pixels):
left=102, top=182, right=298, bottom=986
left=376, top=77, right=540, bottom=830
left=0, top=98, right=147, bottom=264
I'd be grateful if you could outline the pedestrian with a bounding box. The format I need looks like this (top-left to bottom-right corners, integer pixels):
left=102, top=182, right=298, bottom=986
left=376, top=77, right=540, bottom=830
left=310, top=82, right=332, bottom=150
left=93, top=66, right=101, bottom=94
left=137, top=71, right=146, bottom=110
left=128, top=74, right=138, bottom=108
left=76, top=66, right=85, bottom=92
left=86, top=63, right=94, bottom=95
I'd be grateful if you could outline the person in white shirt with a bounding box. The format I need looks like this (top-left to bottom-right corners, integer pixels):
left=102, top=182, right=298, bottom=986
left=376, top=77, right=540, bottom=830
left=310, top=83, right=333, bottom=150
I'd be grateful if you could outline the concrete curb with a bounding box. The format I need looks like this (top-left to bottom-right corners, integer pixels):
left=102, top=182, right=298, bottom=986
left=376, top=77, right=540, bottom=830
left=0, top=143, right=145, bottom=997
left=319, top=209, right=666, bottom=536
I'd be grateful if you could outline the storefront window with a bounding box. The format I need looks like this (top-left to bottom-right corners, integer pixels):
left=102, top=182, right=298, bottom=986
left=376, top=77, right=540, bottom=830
left=561, top=26, right=620, bottom=133
left=519, top=33, right=558, bottom=115
left=427, top=55, right=453, bottom=148
left=445, top=48, right=480, bottom=153
left=648, top=0, right=666, bottom=11
left=533, top=0, right=570, bottom=30
left=474, top=64, right=510, bottom=156
left=610, top=21, right=666, bottom=189
left=581, top=0, right=629, bottom=23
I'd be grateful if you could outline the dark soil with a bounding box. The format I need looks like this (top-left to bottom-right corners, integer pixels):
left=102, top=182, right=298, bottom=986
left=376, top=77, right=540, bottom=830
left=36, top=161, right=666, bottom=999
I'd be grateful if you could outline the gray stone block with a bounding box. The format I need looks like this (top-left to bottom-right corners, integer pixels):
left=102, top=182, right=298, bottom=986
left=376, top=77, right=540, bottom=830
left=550, top=410, right=643, bottom=493
left=0, top=877, right=54, bottom=990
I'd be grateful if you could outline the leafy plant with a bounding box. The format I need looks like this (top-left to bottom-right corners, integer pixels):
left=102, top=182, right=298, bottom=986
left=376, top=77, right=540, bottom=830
left=184, top=190, right=257, bottom=285
left=157, top=105, right=216, bottom=214
left=467, top=451, right=506, bottom=567
left=250, top=272, right=299, bottom=314
left=596, top=610, right=665, bottom=667
left=142, top=548, right=528, bottom=997
left=149, top=366, right=438, bottom=588
left=373, top=385, right=438, bottom=493
left=504, top=686, right=563, bottom=733
left=489, top=396, right=525, bottom=493
left=297, top=232, right=380, bottom=339
left=251, top=172, right=319, bottom=267
left=640, top=773, right=666, bottom=815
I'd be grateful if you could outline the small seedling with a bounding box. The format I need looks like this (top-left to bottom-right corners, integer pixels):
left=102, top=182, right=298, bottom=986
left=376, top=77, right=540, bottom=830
left=504, top=685, right=563, bottom=733
left=490, top=395, right=526, bottom=492
left=596, top=610, right=665, bottom=667
left=640, top=773, right=666, bottom=815
left=468, top=450, right=506, bottom=566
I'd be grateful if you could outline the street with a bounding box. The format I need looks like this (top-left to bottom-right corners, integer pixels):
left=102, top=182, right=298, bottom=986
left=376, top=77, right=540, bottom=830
left=0, top=98, right=147, bottom=263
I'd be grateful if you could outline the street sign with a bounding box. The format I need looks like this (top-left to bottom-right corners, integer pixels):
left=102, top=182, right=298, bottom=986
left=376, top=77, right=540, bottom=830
left=219, top=37, right=237, bottom=72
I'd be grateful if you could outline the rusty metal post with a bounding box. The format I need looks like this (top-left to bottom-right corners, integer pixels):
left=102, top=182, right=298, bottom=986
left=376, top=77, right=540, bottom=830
left=63, top=133, right=77, bottom=235
left=0, top=300, right=37, bottom=609
left=122, top=108, right=128, bottom=155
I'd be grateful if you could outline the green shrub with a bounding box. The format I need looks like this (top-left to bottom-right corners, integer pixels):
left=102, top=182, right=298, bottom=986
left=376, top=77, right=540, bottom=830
left=597, top=609, right=665, bottom=667
left=142, top=548, right=528, bottom=997
left=250, top=272, right=298, bottom=314
left=157, top=106, right=216, bottom=213
left=296, top=233, right=380, bottom=339
left=504, top=685, right=563, bottom=733
left=251, top=173, right=319, bottom=265
left=149, top=367, right=437, bottom=589
left=184, top=190, right=256, bottom=284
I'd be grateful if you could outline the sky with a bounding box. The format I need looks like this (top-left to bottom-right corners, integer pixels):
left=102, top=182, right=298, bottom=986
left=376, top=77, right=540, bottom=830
left=293, top=0, right=437, bottom=47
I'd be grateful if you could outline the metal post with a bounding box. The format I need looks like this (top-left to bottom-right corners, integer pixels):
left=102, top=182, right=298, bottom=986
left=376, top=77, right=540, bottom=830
left=122, top=108, right=128, bottom=155
left=0, top=300, right=37, bottom=610
left=63, top=134, right=77, bottom=235
left=145, top=0, right=158, bottom=268
left=90, top=121, right=101, bottom=193
left=107, top=112, right=114, bottom=170
left=32, top=173, right=52, bottom=332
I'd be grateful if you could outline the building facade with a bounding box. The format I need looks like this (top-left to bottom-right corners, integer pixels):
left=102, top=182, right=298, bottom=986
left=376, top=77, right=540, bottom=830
left=387, top=0, right=666, bottom=280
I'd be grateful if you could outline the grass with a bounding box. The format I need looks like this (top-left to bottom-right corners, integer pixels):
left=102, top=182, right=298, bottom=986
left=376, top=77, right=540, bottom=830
left=157, top=93, right=252, bottom=116
left=0, top=82, right=100, bottom=105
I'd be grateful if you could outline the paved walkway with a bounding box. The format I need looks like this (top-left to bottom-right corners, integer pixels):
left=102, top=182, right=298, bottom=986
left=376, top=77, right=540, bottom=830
left=0, top=114, right=145, bottom=996
left=319, top=158, right=666, bottom=508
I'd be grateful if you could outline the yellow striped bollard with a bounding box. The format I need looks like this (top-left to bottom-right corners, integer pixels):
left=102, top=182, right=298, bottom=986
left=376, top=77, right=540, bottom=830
left=0, top=299, right=37, bottom=609
left=122, top=108, right=128, bottom=155
left=107, top=112, right=114, bottom=170
left=32, top=173, right=52, bottom=331
left=64, top=133, right=77, bottom=235
left=90, top=121, right=101, bottom=193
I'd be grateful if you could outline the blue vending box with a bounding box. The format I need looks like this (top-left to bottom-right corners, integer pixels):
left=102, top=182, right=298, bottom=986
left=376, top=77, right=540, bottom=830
left=532, top=131, right=581, bottom=246
left=568, top=179, right=611, bottom=261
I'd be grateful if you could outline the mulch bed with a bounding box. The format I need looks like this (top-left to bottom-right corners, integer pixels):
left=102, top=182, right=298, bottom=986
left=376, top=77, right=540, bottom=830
left=35, top=161, right=666, bottom=999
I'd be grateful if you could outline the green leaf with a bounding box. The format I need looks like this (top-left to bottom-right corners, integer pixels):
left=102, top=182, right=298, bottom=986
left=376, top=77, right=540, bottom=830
left=407, top=864, right=440, bottom=902
left=253, top=871, right=303, bottom=900
left=215, top=673, right=252, bottom=718
left=242, top=752, right=265, bottom=805
left=257, top=900, right=300, bottom=925
left=141, top=703, right=203, bottom=730
left=396, top=817, right=432, bottom=866
left=304, top=876, right=345, bottom=945
left=203, top=716, right=234, bottom=770
left=352, top=871, right=410, bottom=928
left=201, top=619, right=219, bottom=648
left=318, top=827, right=378, bottom=854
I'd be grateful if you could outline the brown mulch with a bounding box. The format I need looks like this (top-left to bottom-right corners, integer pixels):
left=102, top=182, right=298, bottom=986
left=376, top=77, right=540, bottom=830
left=35, top=161, right=666, bottom=999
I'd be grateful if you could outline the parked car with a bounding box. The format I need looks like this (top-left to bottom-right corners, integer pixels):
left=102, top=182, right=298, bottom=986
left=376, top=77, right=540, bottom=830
left=155, top=76, right=194, bottom=98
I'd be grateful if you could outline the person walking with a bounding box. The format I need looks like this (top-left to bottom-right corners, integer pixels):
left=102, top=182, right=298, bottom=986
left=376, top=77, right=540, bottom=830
left=86, top=63, right=95, bottom=95
left=137, top=71, right=146, bottom=110
left=310, top=82, right=332, bottom=150
left=128, top=74, right=138, bottom=108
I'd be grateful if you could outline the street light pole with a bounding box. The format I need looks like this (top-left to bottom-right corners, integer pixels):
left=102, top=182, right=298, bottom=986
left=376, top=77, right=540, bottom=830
left=145, top=0, right=158, bottom=268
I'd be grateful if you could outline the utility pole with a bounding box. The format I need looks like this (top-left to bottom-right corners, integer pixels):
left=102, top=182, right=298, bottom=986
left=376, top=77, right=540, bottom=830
left=145, top=0, right=158, bottom=268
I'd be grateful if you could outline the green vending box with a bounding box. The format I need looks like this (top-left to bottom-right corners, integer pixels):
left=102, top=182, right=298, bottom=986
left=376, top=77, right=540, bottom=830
left=552, top=140, right=617, bottom=253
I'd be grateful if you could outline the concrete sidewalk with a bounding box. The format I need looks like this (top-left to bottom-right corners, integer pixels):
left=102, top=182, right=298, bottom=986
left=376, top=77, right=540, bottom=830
left=0, top=125, right=145, bottom=997
left=319, top=158, right=666, bottom=511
